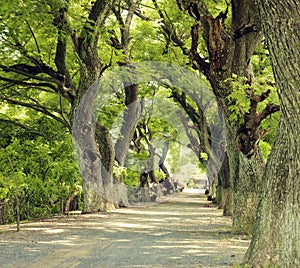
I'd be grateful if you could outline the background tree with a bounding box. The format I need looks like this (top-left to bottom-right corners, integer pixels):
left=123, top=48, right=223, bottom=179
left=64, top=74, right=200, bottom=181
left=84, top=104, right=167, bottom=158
left=0, top=0, right=121, bottom=212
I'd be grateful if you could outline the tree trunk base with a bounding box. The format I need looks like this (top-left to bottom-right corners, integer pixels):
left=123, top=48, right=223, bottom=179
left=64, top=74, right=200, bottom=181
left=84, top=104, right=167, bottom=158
left=83, top=183, right=116, bottom=213
left=232, top=192, right=257, bottom=234
left=114, top=183, right=129, bottom=207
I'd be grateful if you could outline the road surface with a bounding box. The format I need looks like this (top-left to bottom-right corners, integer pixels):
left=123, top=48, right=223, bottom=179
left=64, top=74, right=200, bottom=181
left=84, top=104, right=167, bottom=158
left=0, top=192, right=250, bottom=267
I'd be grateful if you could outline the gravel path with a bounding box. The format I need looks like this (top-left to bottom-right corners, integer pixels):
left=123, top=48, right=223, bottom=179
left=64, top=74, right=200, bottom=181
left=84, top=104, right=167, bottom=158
left=0, top=192, right=250, bottom=267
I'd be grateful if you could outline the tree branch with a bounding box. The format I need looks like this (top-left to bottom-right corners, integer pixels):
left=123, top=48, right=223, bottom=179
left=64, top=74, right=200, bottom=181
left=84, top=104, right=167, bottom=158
left=0, top=95, right=70, bottom=128
left=52, top=7, right=77, bottom=102
left=233, top=23, right=259, bottom=39
left=176, top=110, right=200, bottom=158
left=112, top=0, right=135, bottom=61
left=258, top=103, right=280, bottom=123
left=79, top=0, right=111, bottom=47
left=25, top=20, right=40, bottom=54
left=189, top=23, right=210, bottom=77
left=0, top=64, right=60, bottom=85
left=0, top=118, right=49, bottom=139
left=0, top=75, right=57, bottom=92
left=152, top=0, right=189, bottom=55
left=8, top=37, right=65, bottom=83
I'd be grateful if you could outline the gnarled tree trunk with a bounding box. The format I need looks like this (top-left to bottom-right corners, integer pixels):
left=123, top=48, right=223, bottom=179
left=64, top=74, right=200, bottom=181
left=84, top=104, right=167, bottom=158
left=245, top=1, right=300, bottom=266
left=174, top=0, right=269, bottom=233
left=73, top=80, right=116, bottom=213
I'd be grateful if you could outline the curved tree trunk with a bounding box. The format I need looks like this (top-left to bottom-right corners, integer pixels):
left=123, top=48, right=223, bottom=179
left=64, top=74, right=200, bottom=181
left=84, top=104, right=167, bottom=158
left=114, top=84, right=141, bottom=207
left=73, top=80, right=116, bottom=213
left=159, top=142, right=175, bottom=193
left=115, top=84, right=141, bottom=167
left=64, top=191, right=79, bottom=214
left=245, top=1, right=300, bottom=266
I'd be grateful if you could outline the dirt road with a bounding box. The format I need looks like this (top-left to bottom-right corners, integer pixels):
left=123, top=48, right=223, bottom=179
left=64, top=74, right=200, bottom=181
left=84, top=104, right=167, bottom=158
left=0, top=192, right=250, bottom=267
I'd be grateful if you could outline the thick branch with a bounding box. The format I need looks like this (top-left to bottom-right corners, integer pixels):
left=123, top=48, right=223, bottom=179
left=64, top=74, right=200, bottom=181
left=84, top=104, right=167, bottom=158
left=134, top=9, right=152, bottom=21
left=0, top=63, right=75, bottom=104
left=80, top=0, right=111, bottom=45
left=77, top=0, right=111, bottom=75
left=189, top=23, right=210, bottom=77
left=54, top=8, right=69, bottom=76
left=248, top=89, right=272, bottom=116
left=112, top=0, right=135, bottom=61
left=52, top=7, right=77, bottom=102
left=233, top=23, right=259, bottom=39
left=0, top=75, right=57, bottom=92
left=0, top=64, right=60, bottom=85
left=9, top=38, right=66, bottom=83
left=258, top=103, right=280, bottom=123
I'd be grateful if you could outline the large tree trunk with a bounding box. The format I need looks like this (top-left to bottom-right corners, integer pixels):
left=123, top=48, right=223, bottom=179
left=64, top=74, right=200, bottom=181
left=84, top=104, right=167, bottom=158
left=95, top=123, right=116, bottom=210
left=220, top=0, right=263, bottom=234
left=175, top=0, right=267, bottom=233
left=224, top=120, right=264, bottom=234
left=224, top=123, right=263, bottom=234
left=73, top=80, right=116, bottom=213
left=159, top=141, right=175, bottom=192
left=245, top=1, right=300, bottom=266
left=72, top=1, right=115, bottom=212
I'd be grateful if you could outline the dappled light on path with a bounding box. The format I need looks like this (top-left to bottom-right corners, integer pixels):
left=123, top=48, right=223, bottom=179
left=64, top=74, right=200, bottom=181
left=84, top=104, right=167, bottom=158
left=0, top=193, right=249, bottom=268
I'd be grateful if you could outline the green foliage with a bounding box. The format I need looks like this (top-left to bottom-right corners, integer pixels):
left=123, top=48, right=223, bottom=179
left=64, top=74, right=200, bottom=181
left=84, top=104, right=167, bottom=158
left=186, top=178, right=194, bottom=188
left=123, top=169, right=140, bottom=187
left=260, top=112, right=280, bottom=145
left=0, top=0, right=281, bottom=223
left=226, top=42, right=279, bottom=127
left=203, top=0, right=229, bottom=18
left=0, top=109, right=81, bottom=223
left=226, top=73, right=278, bottom=124
left=259, top=140, right=272, bottom=162
left=154, top=170, right=165, bottom=181
left=113, top=161, right=127, bottom=181
left=200, top=152, right=209, bottom=161
left=226, top=75, right=251, bottom=122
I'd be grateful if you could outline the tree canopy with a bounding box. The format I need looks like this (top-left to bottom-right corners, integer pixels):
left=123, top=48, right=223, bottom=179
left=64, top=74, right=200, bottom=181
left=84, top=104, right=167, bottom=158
left=1, top=0, right=298, bottom=266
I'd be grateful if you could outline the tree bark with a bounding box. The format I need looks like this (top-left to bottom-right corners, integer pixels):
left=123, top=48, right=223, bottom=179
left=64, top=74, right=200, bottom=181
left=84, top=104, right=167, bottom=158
left=216, top=0, right=264, bottom=234
left=73, top=81, right=115, bottom=213
left=115, top=84, right=141, bottom=168
left=216, top=152, right=233, bottom=215
left=245, top=1, right=300, bottom=266
left=64, top=192, right=79, bottom=214
left=233, top=149, right=264, bottom=234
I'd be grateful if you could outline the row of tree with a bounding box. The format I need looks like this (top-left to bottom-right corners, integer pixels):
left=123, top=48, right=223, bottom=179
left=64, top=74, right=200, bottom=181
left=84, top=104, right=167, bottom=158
left=0, top=0, right=299, bottom=266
